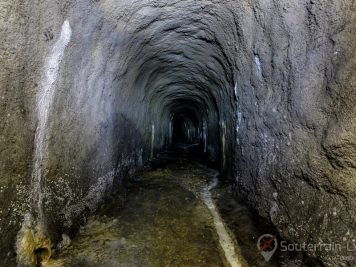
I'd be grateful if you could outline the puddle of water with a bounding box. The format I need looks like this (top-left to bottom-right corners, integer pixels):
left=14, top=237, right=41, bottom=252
left=47, top=160, right=245, bottom=267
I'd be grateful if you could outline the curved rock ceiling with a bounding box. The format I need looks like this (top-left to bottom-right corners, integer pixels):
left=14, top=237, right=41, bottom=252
left=0, top=0, right=355, bottom=266
left=119, top=0, right=237, bottom=160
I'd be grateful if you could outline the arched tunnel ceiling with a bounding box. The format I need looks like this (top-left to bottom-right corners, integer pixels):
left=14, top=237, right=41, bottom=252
left=1, top=1, right=355, bottom=266
left=114, top=0, right=237, bottom=126
left=101, top=0, right=239, bottom=159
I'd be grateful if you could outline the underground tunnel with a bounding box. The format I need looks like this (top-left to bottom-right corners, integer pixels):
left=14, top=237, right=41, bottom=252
left=0, top=0, right=355, bottom=266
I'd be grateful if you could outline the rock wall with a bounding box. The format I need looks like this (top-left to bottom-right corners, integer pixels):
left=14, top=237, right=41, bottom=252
left=232, top=1, right=356, bottom=266
left=1, top=1, right=35, bottom=265
left=0, top=1, right=149, bottom=265
left=0, top=0, right=355, bottom=266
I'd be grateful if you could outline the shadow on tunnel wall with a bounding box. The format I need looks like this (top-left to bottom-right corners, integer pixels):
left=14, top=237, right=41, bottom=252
left=5, top=1, right=355, bottom=267
left=42, top=112, right=147, bottom=247
left=1, top=2, right=239, bottom=264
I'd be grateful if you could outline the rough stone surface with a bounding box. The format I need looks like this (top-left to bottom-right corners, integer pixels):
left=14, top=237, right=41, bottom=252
left=0, top=0, right=355, bottom=266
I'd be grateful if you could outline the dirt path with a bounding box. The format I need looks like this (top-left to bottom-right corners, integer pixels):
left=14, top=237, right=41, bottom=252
left=46, top=160, right=244, bottom=267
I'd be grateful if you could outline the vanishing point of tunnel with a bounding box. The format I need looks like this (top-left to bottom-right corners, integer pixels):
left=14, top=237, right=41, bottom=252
left=0, top=0, right=355, bottom=266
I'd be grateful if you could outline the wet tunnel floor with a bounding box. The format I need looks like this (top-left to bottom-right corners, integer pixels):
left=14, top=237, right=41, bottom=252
left=48, top=150, right=281, bottom=267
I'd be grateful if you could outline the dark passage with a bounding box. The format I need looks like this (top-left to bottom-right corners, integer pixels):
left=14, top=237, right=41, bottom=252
left=48, top=151, right=284, bottom=267
left=2, top=1, right=354, bottom=267
left=172, top=112, right=197, bottom=144
left=47, top=152, right=228, bottom=266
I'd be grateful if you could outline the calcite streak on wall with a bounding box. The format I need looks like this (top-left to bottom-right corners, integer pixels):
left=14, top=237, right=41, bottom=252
left=254, top=55, right=263, bottom=80
left=201, top=178, right=241, bottom=267
left=32, top=20, right=72, bottom=222
left=151, top=124, right=155, bottom=159
left=0, top=1, right=354, bottom=266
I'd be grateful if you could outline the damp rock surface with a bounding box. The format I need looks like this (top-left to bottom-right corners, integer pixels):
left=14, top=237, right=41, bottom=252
left=0, top=0, right=355, bottom=266
left=47, top=160, right=244, bottom=267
